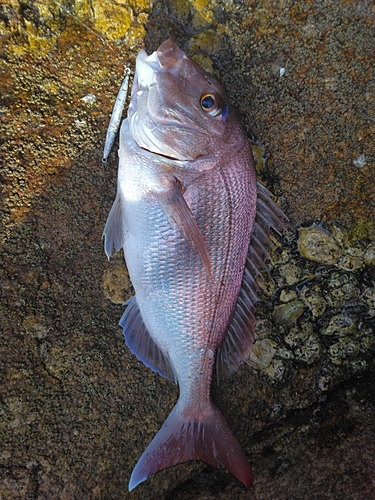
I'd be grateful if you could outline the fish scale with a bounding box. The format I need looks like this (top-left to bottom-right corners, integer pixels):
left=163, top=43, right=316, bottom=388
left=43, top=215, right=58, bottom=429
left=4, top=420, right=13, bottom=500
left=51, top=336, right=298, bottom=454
left=103, top=39, right=286, bottom=490
left=144, top=168, right=250, bottom=346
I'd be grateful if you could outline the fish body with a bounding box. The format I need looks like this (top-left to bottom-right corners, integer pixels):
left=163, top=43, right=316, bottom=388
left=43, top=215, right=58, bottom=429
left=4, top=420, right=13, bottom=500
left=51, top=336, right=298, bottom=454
left=104, top=39, right=284, bottom=490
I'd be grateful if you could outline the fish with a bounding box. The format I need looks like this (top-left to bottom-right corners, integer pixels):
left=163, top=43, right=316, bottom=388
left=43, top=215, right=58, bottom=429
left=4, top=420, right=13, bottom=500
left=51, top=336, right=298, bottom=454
left=103, top=39, right=285, bottom=491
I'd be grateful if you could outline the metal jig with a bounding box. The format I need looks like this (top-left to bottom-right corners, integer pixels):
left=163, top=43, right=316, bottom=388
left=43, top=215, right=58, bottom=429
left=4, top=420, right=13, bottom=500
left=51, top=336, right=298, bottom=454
left=102, top=68, right=132, bottom=163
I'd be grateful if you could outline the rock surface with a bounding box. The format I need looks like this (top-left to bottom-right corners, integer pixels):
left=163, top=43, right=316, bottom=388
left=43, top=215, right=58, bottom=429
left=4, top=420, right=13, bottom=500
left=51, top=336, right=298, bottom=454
left=1, top=0, right=374, bottom=498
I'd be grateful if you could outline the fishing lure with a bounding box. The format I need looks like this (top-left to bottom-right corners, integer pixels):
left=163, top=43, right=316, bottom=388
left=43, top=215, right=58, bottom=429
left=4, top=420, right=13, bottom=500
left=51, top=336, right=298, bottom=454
left=102, top=68, right=132, bottom=163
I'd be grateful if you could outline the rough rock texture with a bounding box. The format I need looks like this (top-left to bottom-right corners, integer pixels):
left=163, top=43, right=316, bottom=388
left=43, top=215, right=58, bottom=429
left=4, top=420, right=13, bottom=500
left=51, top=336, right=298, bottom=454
left=1, top=0, right=374, bottom=499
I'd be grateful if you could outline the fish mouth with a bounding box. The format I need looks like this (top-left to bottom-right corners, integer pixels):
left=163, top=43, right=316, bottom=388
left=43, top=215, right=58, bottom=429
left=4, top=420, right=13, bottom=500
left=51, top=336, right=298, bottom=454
left=138, top=144, right=181, bottom=162
left=128, top=40, right=200, bottom=161
left=138, top=39, right=186, bottom=84
left=155, top=39, right=187, bottom=69
left=131, top=39, right=186, bottom=109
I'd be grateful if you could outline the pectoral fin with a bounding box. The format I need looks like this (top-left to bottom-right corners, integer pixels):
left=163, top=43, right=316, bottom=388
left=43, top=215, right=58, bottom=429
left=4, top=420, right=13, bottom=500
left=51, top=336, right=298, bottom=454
left=103, top=193, right=126, bottom=258
left=154, top=178, right=212, bottom=278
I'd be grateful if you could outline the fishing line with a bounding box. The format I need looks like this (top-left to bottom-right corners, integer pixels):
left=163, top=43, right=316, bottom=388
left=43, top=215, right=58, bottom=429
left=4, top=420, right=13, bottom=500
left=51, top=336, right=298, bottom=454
left=60, top=8, right=133, bottom=161
left=38, top=2, right=134, bottom=162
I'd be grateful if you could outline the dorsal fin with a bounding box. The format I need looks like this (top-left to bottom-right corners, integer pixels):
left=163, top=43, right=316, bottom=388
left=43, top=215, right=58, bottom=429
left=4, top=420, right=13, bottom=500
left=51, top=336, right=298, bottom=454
left=119, top=296, right=177, bottom=383
left=216, top=181, right=286, bottom=381
left=255, top=182, right=285, bottom=235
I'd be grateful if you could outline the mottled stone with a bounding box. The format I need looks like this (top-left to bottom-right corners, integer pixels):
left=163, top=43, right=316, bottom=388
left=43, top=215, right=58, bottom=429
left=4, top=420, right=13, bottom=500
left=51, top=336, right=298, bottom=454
left=336, top=253, right=364, bottom=272
left=103, top=254, right=133, bottom=304
left=273, top=300, right=305, bottom=326
left=263, top=358, right=287, bottom=385
left=364, top=244, right=375, bottom=266
left=321, top=314, right=358, bottom=337
left=285, top=322, right=313, bottom=346
left=247, top=339, right=276, bottom=370
left=298, top=224, right=342, bottom=265
left=278, top=263, right=302, bottom=285
left=326, top=272, right=359, bottom=307
left=300, top=285, right=327, bottom=318
left=279, top=289, right=297, bottom=303
left=293, top=334, right=322, bottom=365
left=363, top=286, right=375, bottom=316
left=257, top=270, right=276, bottom=297
left=330, top=337, right=360, bottom=365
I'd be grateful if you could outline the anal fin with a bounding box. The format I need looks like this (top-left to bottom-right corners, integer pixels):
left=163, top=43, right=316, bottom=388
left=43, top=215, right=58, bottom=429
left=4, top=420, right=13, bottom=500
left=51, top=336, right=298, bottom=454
left=120, top=296, right=176, bottom=383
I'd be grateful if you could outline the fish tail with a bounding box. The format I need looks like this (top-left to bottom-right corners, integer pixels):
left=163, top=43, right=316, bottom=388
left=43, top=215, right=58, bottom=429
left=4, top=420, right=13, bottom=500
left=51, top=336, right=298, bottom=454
left=128, top=398, right=253, bottom=491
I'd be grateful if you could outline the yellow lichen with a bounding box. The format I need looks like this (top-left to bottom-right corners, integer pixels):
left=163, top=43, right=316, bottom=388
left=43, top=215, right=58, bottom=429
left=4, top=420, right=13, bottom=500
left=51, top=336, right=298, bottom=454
left=91, top=1, right=132, bottom=42
left=251, top=144, right=266, bottom=173
left=191, top=54, right=214, bottom=74
left=347, top=220, right=375, bottom=244
left=24, top=20, right=57, bottom=53
left=192, top=11, right=215, bottom=29
left=188, top=31, right=223, bottom=55
left=128, top=0, right=151, bottom=11
left=126, top=25, right=147, bottom=49
left=169, top=0, right=191, bottom=19
left=192, top=0, right=210, bottom=9
left=40, top=77, right=60, bottom=95
left=190, top=0, right=216, bottom=29
left=137, top=12, right=149, bottom=25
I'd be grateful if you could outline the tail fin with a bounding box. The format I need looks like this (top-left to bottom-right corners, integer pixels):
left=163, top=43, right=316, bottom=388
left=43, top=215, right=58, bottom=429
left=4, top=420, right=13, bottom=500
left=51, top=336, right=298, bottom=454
left=129, top=398, right=253, bottom=491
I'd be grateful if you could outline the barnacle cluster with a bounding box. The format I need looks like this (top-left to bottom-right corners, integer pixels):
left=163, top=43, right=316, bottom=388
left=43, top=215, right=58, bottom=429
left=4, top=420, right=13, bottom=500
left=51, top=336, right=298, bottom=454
left=249, top=222, right=375, bottom=391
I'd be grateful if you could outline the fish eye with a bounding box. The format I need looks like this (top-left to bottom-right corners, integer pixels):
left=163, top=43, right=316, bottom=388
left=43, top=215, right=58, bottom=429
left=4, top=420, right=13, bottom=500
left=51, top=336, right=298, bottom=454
left=200, top=92, right=224, bottom=117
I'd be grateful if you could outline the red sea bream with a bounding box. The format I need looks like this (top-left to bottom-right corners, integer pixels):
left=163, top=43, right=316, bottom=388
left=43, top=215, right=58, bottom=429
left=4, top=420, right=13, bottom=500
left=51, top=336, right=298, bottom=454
left=103, top=39, right=285, bottom=490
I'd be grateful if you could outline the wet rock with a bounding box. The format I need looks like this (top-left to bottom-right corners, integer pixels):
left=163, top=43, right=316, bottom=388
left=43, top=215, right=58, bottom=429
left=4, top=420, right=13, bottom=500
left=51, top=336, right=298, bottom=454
left=336, top=253, right=364, bottom=272
left=278, top=262, right=302, bottom=285
left=279, top=289, right=297, bottom=303
left=299, top=285, right=327, bottom=318
left=363, top=286, right=375, bottom=316
left=285, top=323, right=313, bottom=346
left=22, top=315, right=50, bottom=339
left=364, top=244, right=375, bottom=265
left=327, top=272, right=359, bottom=307
left=262, top=358, right=288, bottom=385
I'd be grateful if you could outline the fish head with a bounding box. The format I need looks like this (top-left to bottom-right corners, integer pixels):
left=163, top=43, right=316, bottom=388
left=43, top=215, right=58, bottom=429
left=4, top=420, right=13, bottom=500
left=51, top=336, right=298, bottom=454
left=128, top=39, right=244, bottom=164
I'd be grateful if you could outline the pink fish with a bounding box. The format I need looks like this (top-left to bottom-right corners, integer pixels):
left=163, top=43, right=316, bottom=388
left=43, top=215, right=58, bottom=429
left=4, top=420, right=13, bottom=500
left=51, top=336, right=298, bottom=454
left=104, top=39, right=285, bottom=490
